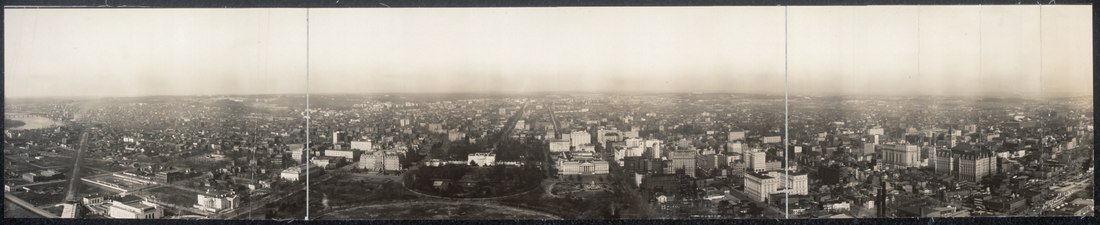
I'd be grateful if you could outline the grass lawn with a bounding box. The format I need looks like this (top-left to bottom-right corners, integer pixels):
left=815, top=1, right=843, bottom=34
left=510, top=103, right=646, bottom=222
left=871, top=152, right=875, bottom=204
left=144, top=186, right=200, bottom=207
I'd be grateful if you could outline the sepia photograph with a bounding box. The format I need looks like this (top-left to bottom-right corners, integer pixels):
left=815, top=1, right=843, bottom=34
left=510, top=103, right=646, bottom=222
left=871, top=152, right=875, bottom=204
left=3, top=2, right=1094, bottom=222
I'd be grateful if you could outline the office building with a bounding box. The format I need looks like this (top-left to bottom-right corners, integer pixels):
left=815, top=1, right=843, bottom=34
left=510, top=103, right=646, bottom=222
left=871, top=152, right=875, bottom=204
left=570, top=131, right=591, bottom=147
left=729, top=131, right=746, bottom=142
left=332, top=131, right=348, bottom=145
left=935, top=144, right=999, bottom=182
left=881, top=143, right=921, bottom=168
left=350, top=141, right=372, bottom=151
left=762, top=136, right=782, bottom=144
left=744, top=172, right=781, bottom=202
left=669, top=149, right=697, bottom=177
left=697, top=154, right=728, bottom=172
left=324, top=149, right=357, bottom=161
left=358, top=150, right=404, bottom=172
left=549, top=140, right=571, bottom=153
left=644, top=139, right=663, bottom=158
left=743, top=171, right=809, bottom=202
left=868, top=128, right=885, bottom=136
left=154, top=169, right=192, bottom=183
left=746, top=150, right=767, bottom=172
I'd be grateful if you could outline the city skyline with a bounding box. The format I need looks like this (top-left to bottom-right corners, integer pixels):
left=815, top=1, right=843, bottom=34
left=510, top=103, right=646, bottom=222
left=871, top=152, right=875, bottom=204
left=5, top=6, right=1092, bottom=98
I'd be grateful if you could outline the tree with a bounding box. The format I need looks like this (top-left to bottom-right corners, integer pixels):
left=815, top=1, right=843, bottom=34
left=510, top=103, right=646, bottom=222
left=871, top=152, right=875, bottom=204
left=469, top=160, right=478, bottom=167
left=717, top=200, right=732, bottom=209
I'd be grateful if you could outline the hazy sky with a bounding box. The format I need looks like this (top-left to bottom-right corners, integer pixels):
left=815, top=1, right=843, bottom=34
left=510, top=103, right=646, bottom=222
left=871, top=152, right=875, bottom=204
left=5, top=9, right=307, bottom=97
left=789, top=5, right=1090, bottom=97
left=4, top=6, right=1092, bottom=97
left=309, top=7, right=786, bottom=94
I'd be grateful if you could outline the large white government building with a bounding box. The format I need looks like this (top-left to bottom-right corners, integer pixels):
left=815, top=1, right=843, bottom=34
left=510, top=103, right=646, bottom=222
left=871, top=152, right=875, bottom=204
left=743, top=171, right=808, bottom=202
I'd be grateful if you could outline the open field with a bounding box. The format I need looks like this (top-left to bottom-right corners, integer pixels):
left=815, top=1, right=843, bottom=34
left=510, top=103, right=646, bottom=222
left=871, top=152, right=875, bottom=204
left=26, top=156, right=75, bottom=168
left=4, top=159, right=41, bottom=172
left=9, top=182, right=67, bottom=206
left=4, top=200, right=43, bottom=218
left=309, top=173, right=412, bottom=206
left=323, top=201, right=560, bottom=220
left=144, top=186, right=200, bottom=208
left=83, top=159, right=131, bottom=173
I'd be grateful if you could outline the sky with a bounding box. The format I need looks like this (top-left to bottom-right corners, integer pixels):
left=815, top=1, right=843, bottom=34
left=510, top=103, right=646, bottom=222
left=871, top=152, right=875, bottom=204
left=5, top=9, right=308, bottom=98
left=4, top=6, right=1092, bottom=98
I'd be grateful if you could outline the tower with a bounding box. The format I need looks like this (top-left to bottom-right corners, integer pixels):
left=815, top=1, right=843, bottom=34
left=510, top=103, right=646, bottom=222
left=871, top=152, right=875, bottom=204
left=876, top=173, right=888, bottom=217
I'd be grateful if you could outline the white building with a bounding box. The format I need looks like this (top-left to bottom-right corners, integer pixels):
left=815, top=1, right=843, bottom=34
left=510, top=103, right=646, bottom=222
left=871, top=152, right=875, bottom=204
left=82, top=195, right=105, bottom=206
left=728, top=142, right=746, bottom=154
left=288, top=144, right=306, bottom=162
left=613, top=146, right=646, bottom=166
left=746, top=150, right=767, bottom=172
left=467, top=153, right=496, bottom=166
left=728, top=131, right=746, bottom=141
left=194, top=191, right=239, bottom=212
left=744, top=172, right=780, bottom=202
left=882, top=144, right=921, bottom=168
left=596, top=129, right=619, bottom=144
left=762, top=136, right=782, bottom=144
left=621, top=130, right=639, bottom=139
left=331, top=131, right=347, bottom=145
left=358, top=150, right=404, bottom=172
left=350, top=141, right=372, bottom=151
left=624, top=138, right=643, bottom=148
left=324, top=149, right=356, bottom=161
left=557, top=160, right=610, bottom=175
left=310, top=156, right=346, bottom=169
left=823, top=201, right=851, bottom=212
left=549, top=140, right=571, bottom=153
left=766, top=171, right=809, bottom=196
left=107, top=195, right=162, bottom=219
left=743, top=171, right=809, bottom=202
left=280, top=165, right=320, bottom=182
left=570, top=131, right=591, bottom=147
left=514, top=120, right=527, bottom=130
left=868, top=128, right=885, bottom=136
left=644, top=139, right=663, bottom=158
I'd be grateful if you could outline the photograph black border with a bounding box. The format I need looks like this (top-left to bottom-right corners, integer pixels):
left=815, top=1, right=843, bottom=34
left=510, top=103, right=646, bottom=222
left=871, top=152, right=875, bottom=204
left=1, top=1, right=1096, bottom=225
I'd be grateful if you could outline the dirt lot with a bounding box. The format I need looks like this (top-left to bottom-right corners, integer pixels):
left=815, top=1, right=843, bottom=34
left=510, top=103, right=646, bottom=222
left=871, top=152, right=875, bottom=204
left=143, top=186, right=201, bottom=208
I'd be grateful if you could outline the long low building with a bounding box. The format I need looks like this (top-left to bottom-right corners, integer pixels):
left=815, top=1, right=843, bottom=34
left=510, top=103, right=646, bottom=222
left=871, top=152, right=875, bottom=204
left=107, top=195, right=163, bottom=219
left=280, top=164, right=321, bottom=182
left=557, top=160, right=610, bottom=175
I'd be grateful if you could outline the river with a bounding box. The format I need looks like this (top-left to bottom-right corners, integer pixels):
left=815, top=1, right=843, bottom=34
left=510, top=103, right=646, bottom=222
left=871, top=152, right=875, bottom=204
left=4, top=113, right=63, bottom=130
